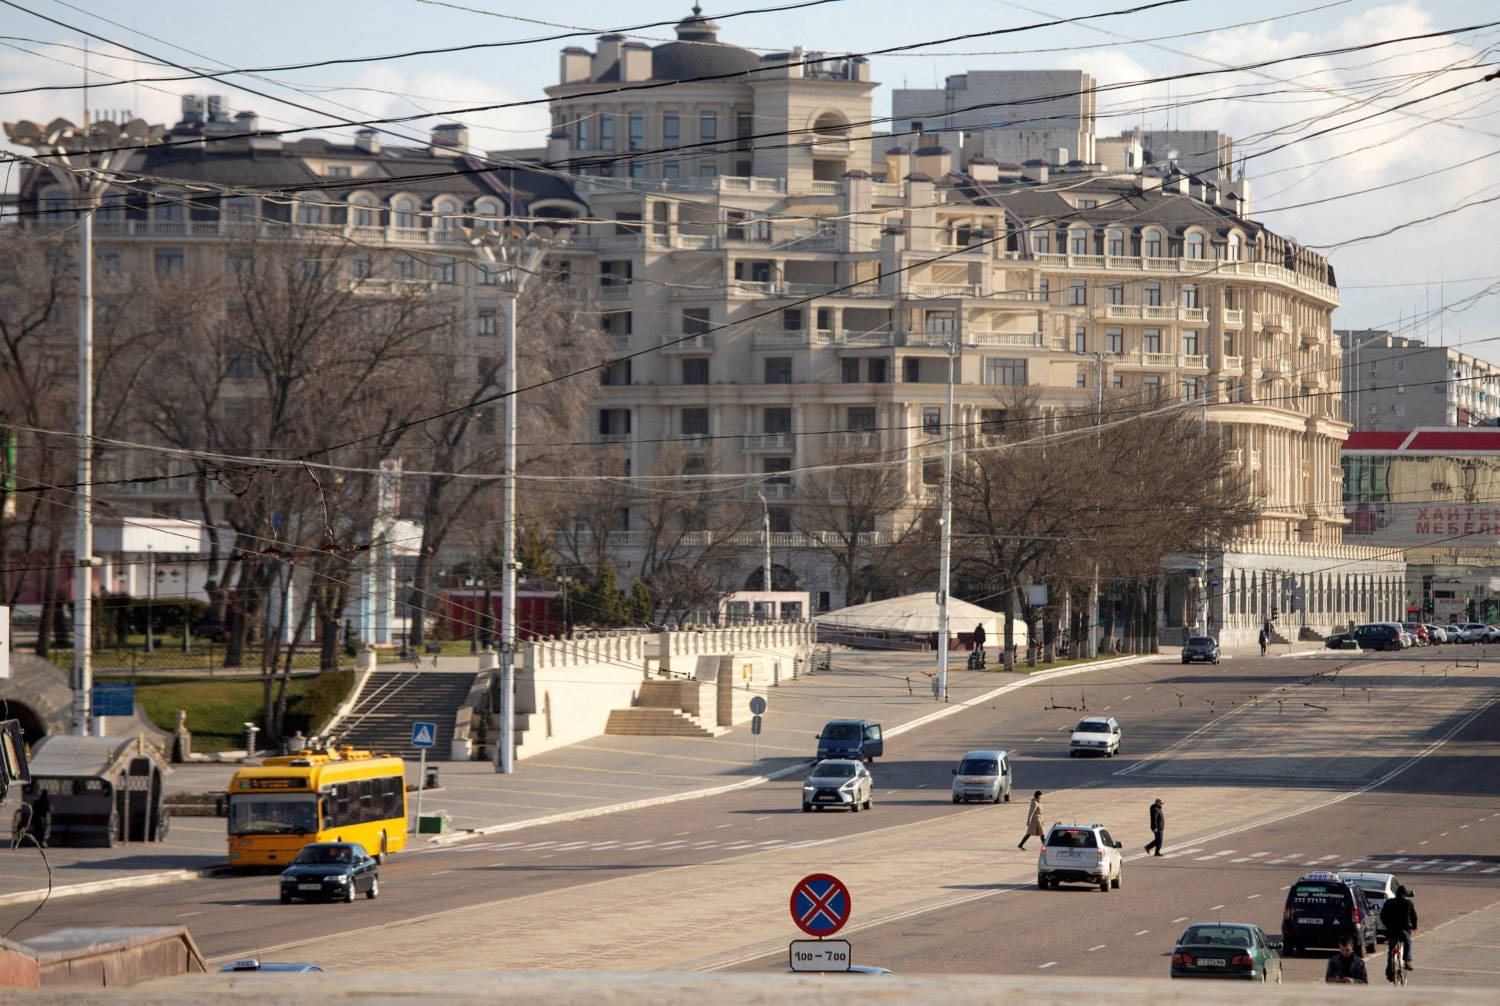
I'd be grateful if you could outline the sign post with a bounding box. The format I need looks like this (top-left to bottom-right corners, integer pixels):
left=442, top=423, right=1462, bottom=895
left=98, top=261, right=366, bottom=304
left=749, top=695, right=766, bottom=768
left=789, top=872, right=853, bottom=972
left=411, top=721, right=435, bottom=830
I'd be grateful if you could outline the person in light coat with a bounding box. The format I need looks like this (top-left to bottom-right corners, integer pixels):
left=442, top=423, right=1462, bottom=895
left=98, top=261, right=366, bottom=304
left=1018, top=790, right=1044, bottom=850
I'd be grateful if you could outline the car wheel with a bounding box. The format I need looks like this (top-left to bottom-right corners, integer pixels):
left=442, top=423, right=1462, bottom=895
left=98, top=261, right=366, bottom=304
left=952, top=795, right=961, bottom=804
left=1112, top=869, right=1121, bottom=889
left=1100, top=877, right=1110, bottom=893
left=344, top=883, right=357, bottom=904
left=1275, top=964, right=1283, bottom=984
left=1037, top=874, right=1048, bottom=890
left=1181, top=658, right=1189, bottom=664
left=851, top=800, right=860, bottom=813
left=864, top=795, right=873, bottom=810
left=815, top=805, right=823, bottom=812
left=1003, top=789, right=1011, bottom=803
left=992, top=790, right=1002, bottom=804
left=280, top=893, right=291, bottom=905
left=367, top=877, right=379, bottom=900
left=802, top=803, right=811, bottom=813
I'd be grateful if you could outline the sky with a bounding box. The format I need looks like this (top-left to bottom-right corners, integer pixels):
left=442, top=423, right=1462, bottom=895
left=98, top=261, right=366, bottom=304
left=1, top=0, right=1497, bottom=353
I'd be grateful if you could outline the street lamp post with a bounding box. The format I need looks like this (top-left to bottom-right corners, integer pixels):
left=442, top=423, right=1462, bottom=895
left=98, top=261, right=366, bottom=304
left=935, top=337, right=957, bottom=702
left=5, top=115, right=160, bottom=735
left=554, top=573, right=573, bottom=636
left=145, top=549, right=156, bottom=655
left=1079, top=351, right=1106, bottom=659
left=468, top=222, right=570, bottom=774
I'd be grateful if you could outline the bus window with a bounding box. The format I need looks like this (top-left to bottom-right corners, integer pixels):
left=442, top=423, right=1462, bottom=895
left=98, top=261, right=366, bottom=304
left=227, top=793, right=317, bottom=835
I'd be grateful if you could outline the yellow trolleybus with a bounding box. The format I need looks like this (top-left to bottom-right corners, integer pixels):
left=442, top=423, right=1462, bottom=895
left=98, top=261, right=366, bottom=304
left=226, top=745, right=408, bottom=867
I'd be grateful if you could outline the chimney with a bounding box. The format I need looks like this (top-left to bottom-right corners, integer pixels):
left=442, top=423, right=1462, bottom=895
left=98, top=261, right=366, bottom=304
left=431, top=122, right=468, bottom=154
left=1021, top=159, right=1048, bottom=183
left=593, top=34, right=623, bottom=80
left=619, top=41, right=652, bottom=82
left=1137, top=167, right=1162, bottom=193
left=355, top=128, right=380, bottom=155
left=966, top=156, right=999, bottom=183
left=205, top=94, right=226, bottom=123
left=883, top=146, right=910, bottom=183
left=180, top=94, right=204, bottom=124
left=560, top=46, right=591, bottom=84
left=1046, top=146, right=1069, bottom=166
left=234, top=110, right=259, bottom=134
left=912, top=145, right=952, bottom=180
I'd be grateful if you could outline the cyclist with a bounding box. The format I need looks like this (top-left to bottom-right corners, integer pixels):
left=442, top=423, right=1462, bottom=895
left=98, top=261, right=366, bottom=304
left=1380, top=886, right=1418, bottom=974
left=1325, top=934, right=1368, bottom=984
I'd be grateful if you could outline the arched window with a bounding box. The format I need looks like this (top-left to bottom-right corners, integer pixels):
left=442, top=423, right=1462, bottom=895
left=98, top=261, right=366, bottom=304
left=393, top=197, right=418, bottom=230
left=1068, top=227, right=1089, bottom=255
left=1105, top=228, right=1125, bottom=257
left=352, top=196, right=378, bottom=228
left=1185, top=232, right=1206, bottom=259
left=472, top=198, right=501, bottom=231
left=433, top=198, right=459, bottom=235
left=1143, top=228, right=1164, bottom=258
left=1226, top=233, right=1243, bottom=262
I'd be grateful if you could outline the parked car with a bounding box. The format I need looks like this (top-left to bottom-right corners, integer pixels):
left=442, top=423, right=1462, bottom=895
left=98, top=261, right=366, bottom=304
left=1069, top=716, right=1121, bottom=757
left=1456, top=622, right=1489, bottom=643
left=950, top=749, right=1012, bottom=804
left=801, top=758, right=873, bottom=812
left=1281, top=870, right=1378, bottom=957
left=219, top=959, right=324, bottom=973
left=1325, top=631, right=1355, bottom=649
left=1169, top=922, right=1283, bottom=982
left=1400, top=622, right=1429, bottom=645
left=1340, top=872, right=1405, bottom=938
left=1424, top=624, right=1448, bottom=644
left=1351, top=623, right=1402, bottom=651
left=1037, top=822, right=1123, bottom=891
left=815, top=719, right=883, bottom=763
left=1180, top=636, right=1220, bottom=664
left=279, top=841, right=379, bottom=904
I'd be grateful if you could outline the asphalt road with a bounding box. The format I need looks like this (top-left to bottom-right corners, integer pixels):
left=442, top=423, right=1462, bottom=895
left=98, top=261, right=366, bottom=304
left=4, top=646, right=1496, bottom=988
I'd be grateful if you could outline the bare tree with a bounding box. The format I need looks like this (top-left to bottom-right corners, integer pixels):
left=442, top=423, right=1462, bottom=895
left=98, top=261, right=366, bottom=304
left=793, top=446, right=917, bottom=606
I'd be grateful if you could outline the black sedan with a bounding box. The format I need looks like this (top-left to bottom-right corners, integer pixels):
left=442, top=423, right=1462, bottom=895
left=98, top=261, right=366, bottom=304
left=1180, top=636, right=1220, bottom=664
left=279, top=841, right=379, bottom=904
left=1170, top=922, right=1283, bottom=982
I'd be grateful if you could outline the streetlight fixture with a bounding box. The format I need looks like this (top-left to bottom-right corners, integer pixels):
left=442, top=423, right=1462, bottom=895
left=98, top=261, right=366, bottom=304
left=466, top=221, right=571, bottom=774
left=5, top=115, right=163, bottom=735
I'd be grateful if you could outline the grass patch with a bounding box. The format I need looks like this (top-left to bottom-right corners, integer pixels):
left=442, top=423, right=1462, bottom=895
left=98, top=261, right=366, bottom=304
left=98, top=671, right=354, bottom=753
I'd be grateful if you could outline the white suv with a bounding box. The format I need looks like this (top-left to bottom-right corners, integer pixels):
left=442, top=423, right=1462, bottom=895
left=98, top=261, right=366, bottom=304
left=1069, top=716, right=1122, bottom=757
left=1037, top=823, right=1124, bottom=892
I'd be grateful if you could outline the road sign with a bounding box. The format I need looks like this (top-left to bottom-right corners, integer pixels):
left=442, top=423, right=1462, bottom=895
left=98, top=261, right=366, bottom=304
left=790, top=873, right=852, bottom=937
left=788, top=939, right=851, bottom=972
left=751, top=715, right=762, bottom=735
left=92, top=682, right=134, bottom=717
left=749, top=695, right=766, bottom=715
left=411, top=721, right=436, bottom=748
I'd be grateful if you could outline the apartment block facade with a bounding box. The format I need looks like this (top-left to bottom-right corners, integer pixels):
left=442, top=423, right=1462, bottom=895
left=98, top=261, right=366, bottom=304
left=1339, top=330, right=1500, bottom=429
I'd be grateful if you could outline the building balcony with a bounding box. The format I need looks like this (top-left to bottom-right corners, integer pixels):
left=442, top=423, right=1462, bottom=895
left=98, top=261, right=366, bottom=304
left=966, top=330, right=1046, bottom=349
left=668, top=434, right=713, bottom=451
left=752, top=328, right=812, bottom=348
left=1222, top=308, right=1244, bottom=327
left=829, top=431, right=881, bottom=451
left=1181, top=354, right=1208, bottom=371
left=907, top=281, right=982, bottom=299
left=755, top=482, right=796, bottom=501
left=1221, top=354, right=1243, bottom=373
left=1265, top=312, right=1292, bottom=334
left=596, top=284, right=632, bottom=300
left=660, top=333, right=713, bottom=351
left=743, top=433, right=795, bottom=452
left=1096, top=304, right=1209, bottom=323
left=1301, top=371, right=1327, bottom=390
left=834, top=325, right=897, bottom=347
left=349, top=277, right=436, bottom=297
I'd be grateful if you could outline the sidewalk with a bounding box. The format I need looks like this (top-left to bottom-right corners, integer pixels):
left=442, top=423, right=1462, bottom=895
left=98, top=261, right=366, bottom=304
left=0, top=650, right=1151, bottom=906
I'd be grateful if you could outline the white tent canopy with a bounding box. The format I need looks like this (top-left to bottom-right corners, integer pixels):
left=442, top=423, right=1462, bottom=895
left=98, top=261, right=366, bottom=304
left=815, top=593, right=1026, bottom=644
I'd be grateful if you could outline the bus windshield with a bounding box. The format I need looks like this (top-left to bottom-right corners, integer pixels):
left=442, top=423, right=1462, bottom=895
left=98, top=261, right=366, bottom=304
left=228, top=792, right=318, bottom=836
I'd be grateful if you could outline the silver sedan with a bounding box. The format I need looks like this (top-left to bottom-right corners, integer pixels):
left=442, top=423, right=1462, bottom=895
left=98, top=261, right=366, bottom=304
left=801, top=759, right=873, bottom=812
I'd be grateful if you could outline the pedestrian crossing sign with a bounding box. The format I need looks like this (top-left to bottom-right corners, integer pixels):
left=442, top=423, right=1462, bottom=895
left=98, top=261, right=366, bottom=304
left=411, top=721, right=436, bottom=748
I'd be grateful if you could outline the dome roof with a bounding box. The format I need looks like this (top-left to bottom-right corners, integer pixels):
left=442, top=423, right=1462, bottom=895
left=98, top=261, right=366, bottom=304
left=651, top=4, right=761, bottom=81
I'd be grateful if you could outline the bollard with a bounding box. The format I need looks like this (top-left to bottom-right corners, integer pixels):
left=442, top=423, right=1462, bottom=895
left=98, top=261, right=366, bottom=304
left=425, top=765, right=440, bottom=790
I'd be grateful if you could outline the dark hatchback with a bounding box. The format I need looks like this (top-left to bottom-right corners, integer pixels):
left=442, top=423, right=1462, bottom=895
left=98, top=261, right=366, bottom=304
left=1281, top=871, right=1377, bottom=957
left=279, top=841, right=379, bottom=904
left=1351, top=623, right=1402, bottom=651
left=1180, top=636, right=1220, bottom=664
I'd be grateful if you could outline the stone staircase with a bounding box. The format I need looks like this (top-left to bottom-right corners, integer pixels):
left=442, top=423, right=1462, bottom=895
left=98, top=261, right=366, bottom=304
left=332, top=671, right=476, bottom=759
left=604, top=679, right=730, bottom=738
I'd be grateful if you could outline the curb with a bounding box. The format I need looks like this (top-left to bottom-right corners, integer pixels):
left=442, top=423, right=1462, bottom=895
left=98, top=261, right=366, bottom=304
left=0, top=866, right=231, bottom=909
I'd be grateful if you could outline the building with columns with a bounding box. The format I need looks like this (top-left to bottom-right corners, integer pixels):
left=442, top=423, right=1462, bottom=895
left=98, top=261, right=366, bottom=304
left=524, top=8, right=1405, bottom=642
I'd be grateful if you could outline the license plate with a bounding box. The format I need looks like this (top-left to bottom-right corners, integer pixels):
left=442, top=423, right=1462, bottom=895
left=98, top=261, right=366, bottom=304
left=1197, top=958, right=1226, bottom=967
left=817, top=794, right=839, bottom=801
left=298, top=883, right=322, bottom=891
left=1298, top=917, right=1323, bottom=925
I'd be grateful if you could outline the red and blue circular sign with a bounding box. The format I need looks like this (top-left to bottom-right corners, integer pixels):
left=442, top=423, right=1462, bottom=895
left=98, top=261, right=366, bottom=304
left=790, top=873, right=852, bottom=937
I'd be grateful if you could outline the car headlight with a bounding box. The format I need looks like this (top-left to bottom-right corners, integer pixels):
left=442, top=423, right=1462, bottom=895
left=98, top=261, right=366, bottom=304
left=839, top=780, right=857, bottom=792
left=330, top=875, right=349, bottom=884
left=802, top=784, right=816, bottom=792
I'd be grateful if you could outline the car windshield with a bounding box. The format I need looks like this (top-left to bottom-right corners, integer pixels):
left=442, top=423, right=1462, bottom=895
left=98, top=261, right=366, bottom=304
left=1075, top=720, right=1110, bottom=733
left=1186, top=637, right=1214, bottom=647
left=814, top=763, right=855, bottom=779
left=822, top=724, right=859, bottom=740
left=292, top=844, right=354, bottom=865
left=1181, top=926, right=1250, bottom=947
left=958, top=759, right=998, bottom=774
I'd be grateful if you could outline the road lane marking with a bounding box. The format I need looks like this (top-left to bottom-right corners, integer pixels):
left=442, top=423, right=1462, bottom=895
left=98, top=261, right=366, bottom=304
left=1247, top=894, right=1260, bottom=899
left=1174, top=917, right=1189, bottom=923
left=1088, top=944, right=1106, bottom=952
left=1039, top=962, right=1058, bottom=969
left=674, top=831, right=691, bottom=836
left=1211, top=904, right=1225, bottom=911
left=432, top=870, right=451, bottom=876
left=177, top=911, right=202, bottom=918
left=1134, top=930, right=1150, bottom=936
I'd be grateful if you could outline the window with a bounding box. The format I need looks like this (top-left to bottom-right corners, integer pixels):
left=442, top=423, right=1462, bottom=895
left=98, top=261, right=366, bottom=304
left=847, top=406, right=876, bottom=431
left=1038, top=278, right=1049, bottom=302
left=155, top=248, right=184, bottom=275
left=1185, top=232, right=1206, bottom=259
left=599, top=115, right=614, bottom=151
left=842, top=358, right=860, bottom=383
left=154, top=195, right=184, bottom=223
left=984, top=358, right=1026, bottom=386
left=393, top=198, right=417, bottom=229
left=1224, top=332, right=1237, bottom=356
left=600, top=360, right=632, bottom=386
left=682, top=358, right=709, bottom=384
left=602, top=311, right=632, bottom=339
left=1106, top=229, right=1125, bottom=256
left=699, top=163, right=718, bottom=179
left=1143, top=328, right=1162, bottom=354
left=1396, top=382, right=1406, bottom=395
left=682, top=307, right=710, bottom=335
left=326, top=165, right=351, bottom=178
left=782, top=308, right=803, bottom=331
left=1075, top=327, right=1087, bottom=354
left=227, top=351, right=258, bottom=380
left=765, top=357, right=792, bottom=384
left=736, top=113, right=753, bottom=151
left=1069, top=280, right=1086, bottom=306
left=1395, top=402, right=1406, bottom=417
left=1069, top=229, right=1089, bottom=254
left=577, top=116, right=591, bottom=150
left=663, top=113, right=679, bottom=149
left=700, top=111, right=717, bottom=142
left=352, top=197, right=378, bottom=227
left=1031, top=228, right=1050, bottom=254
left=600, top=259, right=632, bottom=287
left=629, top=162, right=647, bottom=179
left=1183, top=377, right=1201, bottom=400
left=662, top=161, right=680, bottom=180
left=980, top=409, right=1007, bottom=436
left=922, top=407, right=941, bottom=435
left=476, top=261, right=497, bottom=285
left=763, top=457, right=792, bottom=484
left=1182, top=329, right=1200, bottom=356
left=432, top=257, right=455, bottom=284
left=297, top=201, right=322, bottom=225
left=1227, top=233, right=1242, bottom=261
left=1076, top=372, right=1087, bottom=388
left=477, top=309, right=497, bottom=337
left=1143, top=283, right=1162, bottom=307
left=1181, top=284, right=1199, bottom=308
left=925, top=309, right=956, bottom=335
left=1077, top=198, right=1098, bottom=210
left=614, top=212, right=642, bottom=236
left=1106, top=284, right=1124, bottom=306
left=1143, top=374, right=1161, bottom=397
left=922, top=457, right=943, bottom=485
left=629, top=113, right=644, bottom=151
left=903, top=357, right=920, bottom=383
left=1143, top=229, right=1163, bottom=258
left=97, top=194, right=126, bottom=221
left=1112, top=373, right=1123, bottom=389
left=1106, top=328, right=1123, bottom=354
left=1396, top=358, right=1405, bottom=372
left=225, top=196, right=257, bottom=223
left=393, top=255, right=414, bottom=279
left=764, top=407, right=792, bottom=434
left=681, top=407, right=709, bottom=435
left=868, top=358, right=887, bottom=383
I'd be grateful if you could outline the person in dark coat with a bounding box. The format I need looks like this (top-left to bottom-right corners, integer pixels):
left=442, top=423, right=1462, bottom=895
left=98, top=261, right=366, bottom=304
left=1326, top=934, right=1369, bottom=983
left=1144, top=798, right=1165, bottom=855
left=973, top=622, right=986, bottom=653
left=1380, top=886, right=1418, bottom=970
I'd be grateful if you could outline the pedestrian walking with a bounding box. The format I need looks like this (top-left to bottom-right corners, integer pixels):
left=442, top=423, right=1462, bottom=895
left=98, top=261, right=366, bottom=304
left=1144, top=797, right=1165, bottom=856
left=1257, top=627, right=1268, bottom=656
left=1018, top=790, right=1044, bottom=850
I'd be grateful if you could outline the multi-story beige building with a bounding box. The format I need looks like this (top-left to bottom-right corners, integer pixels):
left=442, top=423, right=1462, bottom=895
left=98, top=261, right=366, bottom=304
left=523, top=7, right=1404, bottom=640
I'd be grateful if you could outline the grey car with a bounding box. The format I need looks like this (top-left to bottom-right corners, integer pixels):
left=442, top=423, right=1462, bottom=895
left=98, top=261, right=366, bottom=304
left=1181, top=636, right=1220, bottom=664
left=801, top=759, right=873, bottom=812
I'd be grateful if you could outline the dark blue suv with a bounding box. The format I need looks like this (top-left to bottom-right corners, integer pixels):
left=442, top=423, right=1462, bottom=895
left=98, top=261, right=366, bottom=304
left=815, top=719, right=883, bottom=762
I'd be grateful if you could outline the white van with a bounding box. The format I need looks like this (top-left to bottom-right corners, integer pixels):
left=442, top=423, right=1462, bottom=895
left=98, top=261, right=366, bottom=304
left=951, top=749, right=1012, bottom=804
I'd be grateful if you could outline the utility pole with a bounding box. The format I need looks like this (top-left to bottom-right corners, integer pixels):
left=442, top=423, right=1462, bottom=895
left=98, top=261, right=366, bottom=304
left=1080, top=351, right=1105, bottom=659
left=468, top=222, right=570, bottom=774
left=756, top=489, right=773, bottom=599
left=935, top=337, right=957, bottom=702
left=5, top=116, right=158, bottom=736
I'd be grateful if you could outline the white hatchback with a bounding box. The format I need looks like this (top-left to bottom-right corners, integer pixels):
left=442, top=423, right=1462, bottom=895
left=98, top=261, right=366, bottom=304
left=1069, top=716, right=1121, bottom=757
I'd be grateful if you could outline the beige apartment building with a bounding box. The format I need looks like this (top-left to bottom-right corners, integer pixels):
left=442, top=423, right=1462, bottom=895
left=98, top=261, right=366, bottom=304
left=524, top=6, right=1404, bottom=641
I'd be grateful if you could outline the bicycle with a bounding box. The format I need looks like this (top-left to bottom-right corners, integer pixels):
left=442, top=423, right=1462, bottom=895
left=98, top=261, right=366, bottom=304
left=1387, top=938, right=1406, bottom=986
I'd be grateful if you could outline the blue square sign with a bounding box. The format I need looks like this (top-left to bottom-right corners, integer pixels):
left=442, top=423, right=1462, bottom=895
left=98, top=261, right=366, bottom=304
left=411, top=721, right=437, bottom=748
